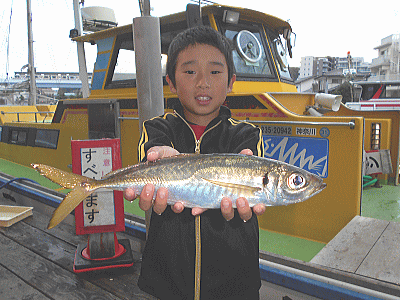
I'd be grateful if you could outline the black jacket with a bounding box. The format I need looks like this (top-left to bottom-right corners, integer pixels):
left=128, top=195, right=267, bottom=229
left=137, top=104, right=263, bottom=300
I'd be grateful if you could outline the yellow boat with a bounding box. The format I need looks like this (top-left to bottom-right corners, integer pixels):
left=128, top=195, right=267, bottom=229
left=1, top=3, right=399, bottom=247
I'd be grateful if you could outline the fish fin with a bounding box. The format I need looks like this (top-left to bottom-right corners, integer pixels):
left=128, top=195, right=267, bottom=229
left=31, top=163, right=98, bottom=229
left=31, top=163, right=87, bottom=189
left=201, top=177, right=262, bottom=193
left=47, top=183, right=94, bottom=229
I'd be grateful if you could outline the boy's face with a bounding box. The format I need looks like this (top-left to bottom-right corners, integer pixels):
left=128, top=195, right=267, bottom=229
left=166, top=43, right=236, bottom=126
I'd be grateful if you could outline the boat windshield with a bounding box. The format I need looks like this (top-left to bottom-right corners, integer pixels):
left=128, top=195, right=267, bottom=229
left=105, top=20, right=293, bottom=89
left=270, top=34, right=292, bottom=80
left=223, top=26, right=274, bottom=79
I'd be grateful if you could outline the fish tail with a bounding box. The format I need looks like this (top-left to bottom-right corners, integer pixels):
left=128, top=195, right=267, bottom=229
left=31, top=163, right=89, bottom=189
left=31, top=163, right=98, bottom=229
left=47, top=184, right=95, bottom=229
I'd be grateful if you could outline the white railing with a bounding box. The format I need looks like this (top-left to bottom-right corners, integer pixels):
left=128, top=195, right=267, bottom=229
left=346, top=101, right=400, bottom=111
left=367, top=74, right=400, bottom=82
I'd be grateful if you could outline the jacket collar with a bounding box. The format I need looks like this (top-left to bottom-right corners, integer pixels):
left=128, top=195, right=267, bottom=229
left=173, top=102, right=231, bottom=127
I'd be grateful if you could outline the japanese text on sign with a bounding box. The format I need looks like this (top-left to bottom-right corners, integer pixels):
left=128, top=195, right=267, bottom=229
left=296, top=127, right=316, bottom=136
left=81, top=147, right=115, bottom=227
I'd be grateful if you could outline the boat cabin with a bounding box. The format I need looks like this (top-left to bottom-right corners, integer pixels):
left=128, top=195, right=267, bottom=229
left=73, top=3, right=297, bottom=101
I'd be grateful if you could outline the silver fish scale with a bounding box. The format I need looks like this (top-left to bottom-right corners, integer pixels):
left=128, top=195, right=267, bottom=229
left=169, top=156, right=264, bottom=207
left=99, top=153, right=325, bottom=208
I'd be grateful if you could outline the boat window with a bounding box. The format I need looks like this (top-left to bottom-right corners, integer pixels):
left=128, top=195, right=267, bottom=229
left=224, top=95, right=267, bottom=109
left=166, top=98, right=180, bottom=109
left=112, top=49, right=137, bottom=82
left=223, top=27, right=273, bottom=79
left=386, top=85, right=400, bottom=98
left=270, top=33, right=292, bottom=81
left=106, top=33, right=168, bottom=89
left=10, top=129, right=27, bottom=145
left=35, top=129, right=59, bottom=149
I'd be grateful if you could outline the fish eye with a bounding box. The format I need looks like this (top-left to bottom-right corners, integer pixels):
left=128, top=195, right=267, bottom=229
left=263, top=173, right=269, bottom=185
left=287, top=173, right=306, bottom=190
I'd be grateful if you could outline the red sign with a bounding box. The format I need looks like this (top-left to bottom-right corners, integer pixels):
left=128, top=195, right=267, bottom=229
left=71, top=139, right=125, bottom=235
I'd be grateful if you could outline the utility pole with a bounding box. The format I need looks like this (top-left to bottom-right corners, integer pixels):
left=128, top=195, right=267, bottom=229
left=27, top=0, right=37, bottom=105
left=72, top=0, right=90, bottom=98
left=347, top=51, right=354, bottom=102
left=134, top=0, right=164, bottom=246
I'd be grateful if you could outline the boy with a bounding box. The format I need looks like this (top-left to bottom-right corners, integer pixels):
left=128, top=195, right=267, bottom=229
left=124, top=26, right=265, bottom=300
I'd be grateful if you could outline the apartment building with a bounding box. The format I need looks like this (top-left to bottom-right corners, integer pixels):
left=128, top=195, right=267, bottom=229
left=370, top=34, right=400, bottom=81
left=336, top=56, right=371, bottom=76
left=298, top=56, right=336, bottom=79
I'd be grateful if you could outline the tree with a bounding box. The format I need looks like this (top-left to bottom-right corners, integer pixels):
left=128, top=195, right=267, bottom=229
left=332, top=81, right=352, bottom=103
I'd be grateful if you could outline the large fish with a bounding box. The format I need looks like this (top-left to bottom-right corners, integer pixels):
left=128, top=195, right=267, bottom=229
left=32, top=153, right=326, bottom=229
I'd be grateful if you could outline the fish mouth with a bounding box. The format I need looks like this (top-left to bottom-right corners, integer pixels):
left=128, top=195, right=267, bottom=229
left=309, top=182, right=327, bottom=198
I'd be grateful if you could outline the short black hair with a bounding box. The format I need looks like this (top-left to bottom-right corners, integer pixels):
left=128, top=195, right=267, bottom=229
left=166, top=26, right=235, bottom=87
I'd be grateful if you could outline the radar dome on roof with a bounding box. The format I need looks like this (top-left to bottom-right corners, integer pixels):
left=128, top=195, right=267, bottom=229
left=81, top=6, right=117, bottom=32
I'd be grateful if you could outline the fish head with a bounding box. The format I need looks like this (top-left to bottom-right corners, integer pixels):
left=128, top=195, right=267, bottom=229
left=261, top=164, right=326, bottom=205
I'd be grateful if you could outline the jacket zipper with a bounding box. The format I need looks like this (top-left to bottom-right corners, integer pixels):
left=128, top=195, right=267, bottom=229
left=174, top=111, right=222, bottom=300
left=174, top=111, right=222, bottom=154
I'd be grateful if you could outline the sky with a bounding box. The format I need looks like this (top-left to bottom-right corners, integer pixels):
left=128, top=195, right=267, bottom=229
left=0, top=0, right=399, bottom=80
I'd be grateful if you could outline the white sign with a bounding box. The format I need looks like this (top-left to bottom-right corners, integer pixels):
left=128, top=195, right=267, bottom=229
left=81, top=147, right=116, bottom=227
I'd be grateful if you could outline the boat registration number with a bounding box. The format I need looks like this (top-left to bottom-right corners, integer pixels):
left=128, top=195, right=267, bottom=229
left=260, top=125, right=292, bottom=136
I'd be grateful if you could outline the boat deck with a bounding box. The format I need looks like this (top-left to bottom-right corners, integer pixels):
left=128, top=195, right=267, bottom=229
left=2, top=160, right=400, bottom=298
left=311, top=215, right=400, bottom=286
left=0, top=196, right=156, bottom=300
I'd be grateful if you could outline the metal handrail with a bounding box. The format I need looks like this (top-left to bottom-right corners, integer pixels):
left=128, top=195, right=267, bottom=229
left=117, top=116, right=356, bottom=128
left=346, top=102, right=400, bottom=111
left=248, top=119, right=356, bottom=129
left=1, top=110, right=55, bottom=123
left=118, top=116, right=139, bottom=120
left=1, top=111, right=55, bottom=114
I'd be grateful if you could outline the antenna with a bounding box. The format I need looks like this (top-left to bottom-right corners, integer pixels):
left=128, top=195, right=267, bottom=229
left=5, top=0, right=13, bottom=80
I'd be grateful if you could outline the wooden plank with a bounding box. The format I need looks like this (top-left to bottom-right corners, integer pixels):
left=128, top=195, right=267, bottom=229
left=0, top=197, right=155, bottom=299
left=356, top=221, right=400, bottom=285
left=23, top=205, right=86, bottom=247
left=310, top=216, right=389, bottom=272
left=0, top=264, right=51, bottom=300
left=0, top=233, right=122, bottom=300
left=0, top=216, right=81, bottom=270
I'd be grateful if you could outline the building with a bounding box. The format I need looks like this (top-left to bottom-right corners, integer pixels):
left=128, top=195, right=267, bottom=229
left=299, top=55, right=371, bottom=79
left=13, top=71, right=92, bottom=83
left=314, top=69, right=366, bottom=94
left=370, top=34, right=400, bottom=82
left=297, top=55, right=371, bottom=94
left=0, top=71, right=92, bottom=105
left=336, top=56, right=371, bottom=76
left=298, top=56, right=336, bottom=79
left=295, top=76, right=316, bottom=93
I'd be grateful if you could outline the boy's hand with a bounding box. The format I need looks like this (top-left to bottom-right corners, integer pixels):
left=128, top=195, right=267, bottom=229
left=220, top=197, right=266, bottom=222
left=146, top=146, right=180, bottom=162
left=193, top=149, right=266, bottom=221
left=123, top=146, right=184, bottom=214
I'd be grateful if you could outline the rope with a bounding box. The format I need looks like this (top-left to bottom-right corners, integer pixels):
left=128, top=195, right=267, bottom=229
left=0, top=177, right=39, bottom=190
